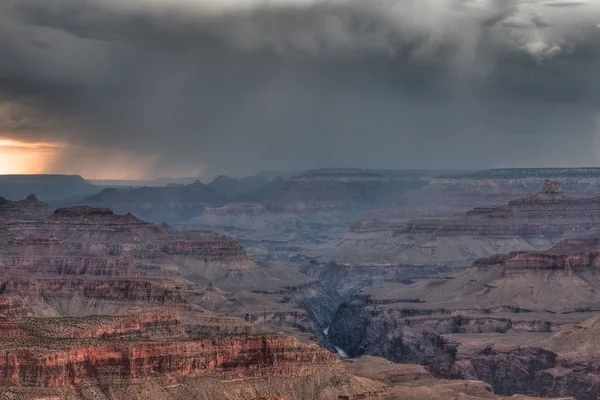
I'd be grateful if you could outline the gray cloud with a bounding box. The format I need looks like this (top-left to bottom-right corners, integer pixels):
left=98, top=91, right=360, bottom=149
left=0, top=0, right=599, bottom=178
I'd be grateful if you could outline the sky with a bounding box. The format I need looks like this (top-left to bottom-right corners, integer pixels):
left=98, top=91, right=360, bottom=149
left=0, top=0, right=599, bottom=179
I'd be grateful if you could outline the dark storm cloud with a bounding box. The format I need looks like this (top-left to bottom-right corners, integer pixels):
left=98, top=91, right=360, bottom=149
left=0, top=0, right=599, bottom=177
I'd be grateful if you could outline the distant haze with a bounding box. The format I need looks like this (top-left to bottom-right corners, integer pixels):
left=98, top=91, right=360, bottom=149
left=0, top=0, right=599, bottom=179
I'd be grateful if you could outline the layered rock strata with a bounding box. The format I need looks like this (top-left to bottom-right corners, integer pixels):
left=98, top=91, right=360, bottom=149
left=441, top=314, right=600, bottom=400
left=327, top=237, right=600, bottom=399
left=344, top=356, right=574, bottom=400
left=313, top=180, right=600, bottom=267
left=0, top=203, right=337, bottom=343
left=0, top=310, right=359, bottom=398
left=0, top=205, right=254, bottom=278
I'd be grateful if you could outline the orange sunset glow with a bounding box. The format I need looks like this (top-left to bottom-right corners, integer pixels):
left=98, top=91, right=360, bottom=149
left=0, top=139, right=61, bottom=175
left=0, top=138, right=203, bottom=180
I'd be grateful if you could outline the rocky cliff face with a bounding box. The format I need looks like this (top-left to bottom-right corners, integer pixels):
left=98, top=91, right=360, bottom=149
left=0, top=309, right=346, bottom=395
left=1, top=173, right=597, bottom=399
left=0, top=333, right=341, bottom=387
left=440, top=315, right=600, bottom=400
left=0, top=205, right=254, bottom=274
left=399, top=180, right=600, bottom=238
left=178, top=169, right=428, bottom=259
left=429, top=168, right=600, bottom=197
left=0, top=305, right=569, bottom=400
left=325, top=236, right=600, bottom=399
left=0, top=205, right=295, bottom=329
left=342, top=356, right=574, bottom=400
left=0, top=308, right=401, bottom=400
left=474, top=237, right=600, bottom=272
left=311, top=180, right=600, bottom=267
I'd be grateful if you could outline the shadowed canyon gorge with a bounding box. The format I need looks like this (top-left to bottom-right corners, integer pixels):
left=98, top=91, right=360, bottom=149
left=3, top=169, right=600, bottom=398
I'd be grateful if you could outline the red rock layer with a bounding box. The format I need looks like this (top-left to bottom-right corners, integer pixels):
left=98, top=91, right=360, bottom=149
left=0, top=334, right=342, bottom=387
left=17, top=309, right=186, bottom=340
left=1, top=277, right=195, bottom=311
left=474, top=238, right=600, bottom=272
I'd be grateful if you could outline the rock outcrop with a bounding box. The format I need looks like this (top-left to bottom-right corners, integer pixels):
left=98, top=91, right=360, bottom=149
left=0, top=205, right=254, bottom=273
left=0, top=205, right=295, bottom=324
left=0, top=310, right=383, bottom=400
left=429, top=168, right=600, bottom=197
left=0, top=194, right=52, bottom=221
left=344, top=356, right=574, bottom=400
left=326, top=237, right=600, bottom=399
left=0, top=307, right=571, bottom=400
left=0, top=331, right=341, bottom=387
left=179, top=169, right=429, bottom=258
left=312, top=180, right=600, bottom=267
left=441, top=313, right=600, bottom=400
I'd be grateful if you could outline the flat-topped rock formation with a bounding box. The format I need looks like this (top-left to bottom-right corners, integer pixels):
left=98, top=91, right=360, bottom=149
left=474, top=237, right=600, bottom=272
left=386, top=169, right=600, bottom=226
left=0, top=175, right=97, bottom=201
left=311, top=181, right=600, bottom=267
left=330, top=238, right=600, bottom=321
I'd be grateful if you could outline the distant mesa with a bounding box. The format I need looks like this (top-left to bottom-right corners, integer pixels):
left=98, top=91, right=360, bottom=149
left=0, top=174, right=96, bottom=201
left=510, top=179, right=572, bottom=203
left=76, top=179, right=228, bottom=223
left=47, top=205, right=146, bottom=224
left=53, top=206, right=115, bottom=217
